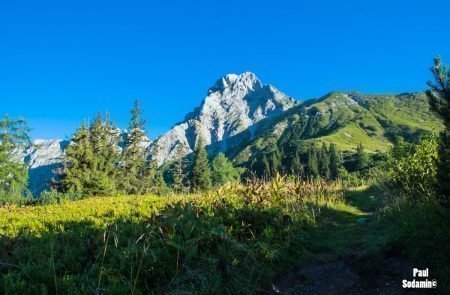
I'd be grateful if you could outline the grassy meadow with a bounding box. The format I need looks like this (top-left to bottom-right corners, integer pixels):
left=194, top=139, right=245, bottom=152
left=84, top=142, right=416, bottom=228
left=0, top=178, right=352, bottom=294
left=1, top=176, right=448, bottom=294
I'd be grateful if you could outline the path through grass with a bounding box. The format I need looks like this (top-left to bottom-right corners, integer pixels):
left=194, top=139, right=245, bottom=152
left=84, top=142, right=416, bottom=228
left=271, top=185, right=414, bottom=294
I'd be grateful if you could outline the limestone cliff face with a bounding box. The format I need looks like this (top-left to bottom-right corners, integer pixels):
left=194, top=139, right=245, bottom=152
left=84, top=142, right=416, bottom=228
left=14, top=139, right=68, bottom=195
left=150, top=72, right=297, bottom=165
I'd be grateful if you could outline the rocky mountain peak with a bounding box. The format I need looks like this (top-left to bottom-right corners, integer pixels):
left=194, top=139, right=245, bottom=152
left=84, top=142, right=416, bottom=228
left=150, top=72, right=297, bottom=165
left=208, top=72, right=262, bottom=94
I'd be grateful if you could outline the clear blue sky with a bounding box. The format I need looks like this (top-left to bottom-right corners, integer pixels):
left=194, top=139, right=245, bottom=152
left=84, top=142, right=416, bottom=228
left=1, top=0, right=449, bottom=140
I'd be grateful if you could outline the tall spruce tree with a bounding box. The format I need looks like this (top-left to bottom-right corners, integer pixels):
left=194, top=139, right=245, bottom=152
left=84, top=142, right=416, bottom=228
left=426, top=57, right=450, bottom=200
left=291, top=151, right=303, bottom=176
left=190, top=136, right=211, bottom=191
left=329, top=143, right=342, bottom=179
left=118, top=100, right=154, bottom=195
left=62, top=121, right=95, bottom=194
left=307, top=144, right=319, bottom=178
left=269, top=149, right=282, bottom=176
left=170, top=142, right=189, bottom=192
left=87, top=113, right=120, bottom=196
left=62, top=115, right=121, bottom=196
left=0, top=116, right=30, bottom=198
left=318, top=142, right=330, bottom=178
left=261, top=154, right=271, bottom=178
left=356, top=143, right=369, bottom=171
left=211, top=153, right=240, bottom=187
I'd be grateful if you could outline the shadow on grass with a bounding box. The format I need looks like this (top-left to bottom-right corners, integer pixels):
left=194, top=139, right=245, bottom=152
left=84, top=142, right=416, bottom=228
left=1, top=188, right=448, bottom=294
left=271, top=185, right=450, bottom=294
left=0, top=200, right=350, bottom=294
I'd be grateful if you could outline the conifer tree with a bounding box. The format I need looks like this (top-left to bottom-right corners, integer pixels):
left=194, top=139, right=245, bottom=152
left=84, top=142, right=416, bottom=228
left=170, top=142, right=189, bottom=192
left=291, top=151, right=303, bottom=176
left=329, top=143, right=342, bottom=179
left=153, top=170, right=168, bottom=194
left=269, top=149, right=282, bottom=176
left=0, top=116, right=30, bottom=198
left=118, top=100, right=154, bottom=195
left=318, top=142, right=330, bottom=178
left=426, top=57, right=450, bottom=200
left=62, top=115, right=122, bottom=196
left=87, top=113, right=120, bottom=196
left=62, top=121, right=95, bottom=194
left=211, top=153, right=240, bottom=187
left=190, top=136, right=211, bottom=191
left=262, top=154, right=271, bottom=178
left=356, top=143, right=369, bottom=171
left=307, top=144, right=319, bottom=178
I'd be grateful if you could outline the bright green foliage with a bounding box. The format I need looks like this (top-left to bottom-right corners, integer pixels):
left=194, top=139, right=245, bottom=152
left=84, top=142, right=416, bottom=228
left=426, top=57, right=450, bottom=200
left=62, top=122, right=94, bottom=194
left=233, top=91, right=443, bottom=169
left=118, top=100, right=156, bottom=195
left=190, top=137, right=211, bottom=191
left=0, top=177, right=344, bottom=294
left=62, top=115, right=120, bottom=197
left=88, top=114, right=120, bottom=196
left=355, top=143, right=369, bottom=171
left=169, top=142, right=190, bottom=192
left=211, top=153, right=241, bottom=187
left=387, top=134, right=439, bottom=201
left=0, top=116, right=30, bottom=203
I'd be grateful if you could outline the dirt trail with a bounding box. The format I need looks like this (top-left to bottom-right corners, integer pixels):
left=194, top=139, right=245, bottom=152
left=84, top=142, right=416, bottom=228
left=269, top=187, right=420, bottom=295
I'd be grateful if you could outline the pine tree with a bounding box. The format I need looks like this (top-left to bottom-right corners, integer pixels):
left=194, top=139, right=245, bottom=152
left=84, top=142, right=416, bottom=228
left=211, top=153, right=241, bottom=187
left=170, top=142, right=189, bottom=192
left=427, top=57, right=450, bottom=125
left=307, top=144, right=319, bottom=178
left=426, top=57, right=450, bottom=200
left=291, top=151, right=303, bottom=176
left=269, top=149, right=282, bottom=176
left=0, top=116, right=30, bottom=199
left=262, top=154, right=271, bottom=178
left=62, top=121, right=95, bottom=194
left=190, top=136, right=211, bottom=191
left=329, top=143, right=342, bottom=179
left=87, top=113, right=120, bottom=196
left=153, top=170, right=168, bottom=194
left=318, top=142, right=330, bottom=178
left=356, top=143, right=369, bottom=171
left=118, top=100, right=154, bottom=195
left=62, top=115, right=122, bottom=197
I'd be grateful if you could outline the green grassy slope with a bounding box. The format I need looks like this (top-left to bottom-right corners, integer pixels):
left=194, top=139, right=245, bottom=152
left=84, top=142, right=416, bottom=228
left=232, top=91, right=444, bottom=164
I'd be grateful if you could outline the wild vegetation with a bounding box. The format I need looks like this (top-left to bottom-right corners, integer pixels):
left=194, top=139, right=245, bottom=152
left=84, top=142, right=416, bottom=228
left=0, top=58, right=449, bottom=293
left=0, top=177, right=345, bottom=294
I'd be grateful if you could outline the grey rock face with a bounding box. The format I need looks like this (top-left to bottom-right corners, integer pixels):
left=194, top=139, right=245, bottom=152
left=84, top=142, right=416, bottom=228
left=150, top=72, right=297, bottom=165
left=15, top=139, right=69, bottom=195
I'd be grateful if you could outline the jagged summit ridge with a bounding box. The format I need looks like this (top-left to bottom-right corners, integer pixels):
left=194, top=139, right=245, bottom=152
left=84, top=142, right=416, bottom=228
left=208, top=72, right=262, bottom=94
left=150, top=72, right=297, bottom=165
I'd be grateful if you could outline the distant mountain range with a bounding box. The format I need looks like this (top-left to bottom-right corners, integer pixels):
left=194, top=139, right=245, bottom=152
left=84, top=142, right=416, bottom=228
left=19, top=72, right=443, bottom=195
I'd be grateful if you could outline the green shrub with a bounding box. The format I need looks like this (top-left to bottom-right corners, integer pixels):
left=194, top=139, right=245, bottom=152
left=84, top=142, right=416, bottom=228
left=386, top=134, right=438, bottom=203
